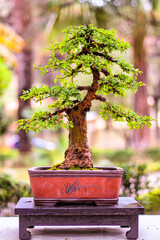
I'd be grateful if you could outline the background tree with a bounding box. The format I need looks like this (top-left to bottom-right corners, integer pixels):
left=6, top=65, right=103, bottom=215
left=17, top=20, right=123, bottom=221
left=12, top=0, right=33, bottom=153
left=132, top=1, right=150, bottom=148
left=17, top=25, right=153, bottom=169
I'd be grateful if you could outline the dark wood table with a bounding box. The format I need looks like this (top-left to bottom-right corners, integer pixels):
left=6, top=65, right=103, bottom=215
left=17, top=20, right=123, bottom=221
left=15, top=197, right=144, bottom=240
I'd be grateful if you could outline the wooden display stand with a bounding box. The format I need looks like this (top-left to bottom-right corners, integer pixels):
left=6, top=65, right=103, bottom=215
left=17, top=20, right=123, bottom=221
left=15, top=197, right=144, bottom=240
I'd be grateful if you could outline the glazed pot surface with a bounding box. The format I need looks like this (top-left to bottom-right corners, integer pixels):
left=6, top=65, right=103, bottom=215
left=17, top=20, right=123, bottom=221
left=29, top=167, right=123, bottom=206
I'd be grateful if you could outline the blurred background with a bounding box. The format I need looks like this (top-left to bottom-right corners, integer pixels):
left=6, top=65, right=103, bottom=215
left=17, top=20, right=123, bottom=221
left=0, top=0, right=160, bottom=216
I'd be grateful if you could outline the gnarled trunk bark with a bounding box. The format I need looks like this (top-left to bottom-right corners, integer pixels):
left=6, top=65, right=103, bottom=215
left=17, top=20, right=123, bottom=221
left=62, top=106, right=93, bottom=169
left=60, top=67, right=100, bottom=169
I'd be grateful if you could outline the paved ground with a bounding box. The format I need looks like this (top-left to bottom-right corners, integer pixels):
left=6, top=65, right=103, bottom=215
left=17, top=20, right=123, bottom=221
left=0, top=215, right=160, bottom=240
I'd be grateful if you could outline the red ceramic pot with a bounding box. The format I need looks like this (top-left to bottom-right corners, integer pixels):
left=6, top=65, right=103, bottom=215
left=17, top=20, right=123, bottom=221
left=28, top=166, right=123, bottom=206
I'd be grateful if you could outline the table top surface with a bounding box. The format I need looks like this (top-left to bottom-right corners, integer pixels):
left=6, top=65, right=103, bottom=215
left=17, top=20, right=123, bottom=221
left=15, top=197, right=144, bottom=215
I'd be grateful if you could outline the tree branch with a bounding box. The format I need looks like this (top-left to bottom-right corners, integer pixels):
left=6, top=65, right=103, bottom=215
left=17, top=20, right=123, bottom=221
left=71, top=63, right=82, bottom=75
left=95, top=95, right=106, bottom=102
left=77, top=86, right=92, bottom=91
left=80, top=67, right=100, bottom=111
left=77, top=47, right=91, bottom=56
left=89, top=39, right=107, bottom=48
left=75, top=48, right=118, bottom=64
left=101, top=68, right=110, bottom=76
left=93, top=51, right=118, bottom=62
left=41, top=107, right=69, bottom=121
left=91, top=67, right=100, bottom=91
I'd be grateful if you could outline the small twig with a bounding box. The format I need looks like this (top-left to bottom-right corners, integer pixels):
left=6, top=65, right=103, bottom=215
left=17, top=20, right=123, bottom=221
left=71, top=64, right=83, bottom=76
left=101, top=68, right=110, bottom=76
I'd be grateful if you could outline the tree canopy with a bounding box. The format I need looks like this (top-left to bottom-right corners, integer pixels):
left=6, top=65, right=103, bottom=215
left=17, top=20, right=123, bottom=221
left=16, top=24, right=153, bottom=133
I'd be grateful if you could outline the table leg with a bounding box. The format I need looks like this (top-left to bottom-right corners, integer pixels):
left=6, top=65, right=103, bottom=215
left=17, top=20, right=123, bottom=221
left=19, top=216, right=31, bottom=240
left=126, top=215, right=138, bottom=240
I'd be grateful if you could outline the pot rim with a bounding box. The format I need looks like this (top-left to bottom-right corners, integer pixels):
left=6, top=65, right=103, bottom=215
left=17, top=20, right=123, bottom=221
left=28, top=166, right=124, bottom=178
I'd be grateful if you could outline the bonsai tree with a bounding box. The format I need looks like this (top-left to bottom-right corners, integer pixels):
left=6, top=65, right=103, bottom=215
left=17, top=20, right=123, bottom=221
left=16, top=24, right=153, bottom=169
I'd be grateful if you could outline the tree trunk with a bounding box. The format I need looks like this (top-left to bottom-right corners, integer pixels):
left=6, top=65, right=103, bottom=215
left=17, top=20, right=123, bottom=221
left=61, top=67, right=100, bottom=169
left=153, top=74, right=160, bottom=141
left=17, top=48, right=32, bottom=152
left=12, top=0, right=32, bottom=153
left=132, top=4, right=150, bottom=149
left=62, top=106, right=93, bottom=169
left=154, top=97, right=159, bottom=140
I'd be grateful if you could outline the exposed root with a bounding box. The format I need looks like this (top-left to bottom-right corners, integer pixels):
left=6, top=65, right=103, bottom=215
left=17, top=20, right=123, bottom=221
left=60, top=144, right=93, bottom=169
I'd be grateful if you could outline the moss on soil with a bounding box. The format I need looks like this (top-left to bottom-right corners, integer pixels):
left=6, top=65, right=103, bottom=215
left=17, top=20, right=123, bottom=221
left=47, top=163, right=102, bottom=171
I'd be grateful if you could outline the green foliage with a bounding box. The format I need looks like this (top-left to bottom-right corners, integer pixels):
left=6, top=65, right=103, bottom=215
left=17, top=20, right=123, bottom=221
left=16, top=112, right=73, bottom=132
left=21, top=84, right=82, bottom=107
left=92, top=148, right=134, bottom=163
left=0, top=148, right=18, bottom=166
left=0, top=174, right=32, bottom=207
left=145, top=148, right=160, bottom=161
left=100, top=102, right=152, bottom=130
left=16, top=24, right=153, bottom=133
left=137, top=187, right=160, bottom=214
left=105, top=149, right=134, bottom=162
left=47, top=25, right=129, bottom=60
left=0, top=58, right=12, bottom=96
left=0, top=147, right=62, bottom=168
left=97, top=73, right=144, bottom=98
left=33, top=148, right=59, bottom=167
left=0, top=104, right=11, bottom=135
left=146, top=161, right=160, bottom=172
left=119, top=163, right=150, bottom=197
